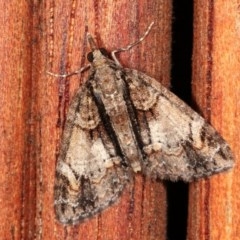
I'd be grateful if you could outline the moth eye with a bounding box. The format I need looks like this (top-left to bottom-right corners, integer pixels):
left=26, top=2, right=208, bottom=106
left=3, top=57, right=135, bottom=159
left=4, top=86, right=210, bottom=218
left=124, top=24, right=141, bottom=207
left=99, top=48, right=108, bottom=57
left=87, top=52, right=94, bottom=62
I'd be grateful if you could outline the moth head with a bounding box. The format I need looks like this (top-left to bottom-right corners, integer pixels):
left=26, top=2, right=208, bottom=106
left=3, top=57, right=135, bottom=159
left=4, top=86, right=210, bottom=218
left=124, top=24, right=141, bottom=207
left=87, top=48, right=109, bottom=62
left=87, top=33, right=109, bottom=63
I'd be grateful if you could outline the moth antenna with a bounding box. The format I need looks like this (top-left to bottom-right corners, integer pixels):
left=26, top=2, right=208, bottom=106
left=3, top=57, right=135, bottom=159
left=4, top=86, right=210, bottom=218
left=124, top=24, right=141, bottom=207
left=47, top=33, right=98, bottom=78
left=111, top=22, right=155, bottom=66
left=47, top=64, right=90, bottom=78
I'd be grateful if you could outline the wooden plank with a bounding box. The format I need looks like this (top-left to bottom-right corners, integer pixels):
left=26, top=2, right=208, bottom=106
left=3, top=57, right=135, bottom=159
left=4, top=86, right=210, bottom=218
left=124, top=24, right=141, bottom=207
left=188, top=1, right=239, bottom=239
left=41, top=0, right=172, bottom=239
left=0, top=1, right=36, bottom=239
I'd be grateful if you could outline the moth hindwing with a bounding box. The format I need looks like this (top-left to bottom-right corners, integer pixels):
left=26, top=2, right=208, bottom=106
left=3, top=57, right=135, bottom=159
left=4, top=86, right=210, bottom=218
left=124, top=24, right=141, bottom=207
left=53, top=23, right=234, bottom=224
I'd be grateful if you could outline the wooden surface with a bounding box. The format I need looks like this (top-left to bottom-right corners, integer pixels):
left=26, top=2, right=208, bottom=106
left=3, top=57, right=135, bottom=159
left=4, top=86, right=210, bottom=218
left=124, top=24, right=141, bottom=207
left=188, top=1, right=239, bottom=239
left=0, top=1, right=36, bottom=239
left=3, top=1, right=239, bottom=239
left=45, top=1, right=172, bottom=239
left=0, top=0, right=172, bottom=239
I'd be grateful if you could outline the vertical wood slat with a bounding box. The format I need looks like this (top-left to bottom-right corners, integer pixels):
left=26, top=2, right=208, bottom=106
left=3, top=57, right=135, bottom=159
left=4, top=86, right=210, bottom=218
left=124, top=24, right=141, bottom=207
left=0, top=1, right=172, bottom=239
left=41, top=0, right=172, bottom=239
left=0, top=1, right=36, bottom=239
left=188, top=1, right=240, bottom=239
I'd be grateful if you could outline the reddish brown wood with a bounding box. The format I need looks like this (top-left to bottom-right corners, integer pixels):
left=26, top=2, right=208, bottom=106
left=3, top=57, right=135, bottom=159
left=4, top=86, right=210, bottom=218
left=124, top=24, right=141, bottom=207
left=188, top=1, right=239, bottom=239
left=0, top=1, right=172, bottom=239
left=0, top=0, right=37, bottom=239
left=41, top=0, right=172, bottom=239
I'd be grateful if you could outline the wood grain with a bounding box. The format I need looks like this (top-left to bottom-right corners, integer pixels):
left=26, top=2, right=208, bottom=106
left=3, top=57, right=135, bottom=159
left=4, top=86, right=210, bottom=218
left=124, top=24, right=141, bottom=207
left=0, top=1, right=172, bottom=239
left=188, top=1, right=239, bottom=239
left=43, top=1, right=172, bottom=239
left=0, top=1, right=37, bottom=239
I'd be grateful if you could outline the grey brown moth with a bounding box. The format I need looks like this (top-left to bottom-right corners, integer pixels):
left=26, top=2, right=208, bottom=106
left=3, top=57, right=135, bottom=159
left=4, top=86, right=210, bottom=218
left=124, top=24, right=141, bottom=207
left=51, top=23, right=234, bottom=224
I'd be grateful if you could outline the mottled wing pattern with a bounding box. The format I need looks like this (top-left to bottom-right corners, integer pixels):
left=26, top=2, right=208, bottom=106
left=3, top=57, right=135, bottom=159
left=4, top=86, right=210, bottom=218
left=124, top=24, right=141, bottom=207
left=54, top=86, right=131, bottom=224
left=124, top=69, right=234, bottom=182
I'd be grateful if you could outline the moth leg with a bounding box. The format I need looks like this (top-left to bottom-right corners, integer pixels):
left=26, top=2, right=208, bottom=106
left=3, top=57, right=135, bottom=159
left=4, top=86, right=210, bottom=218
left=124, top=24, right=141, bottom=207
left=111, top=22, right=154, bottom=66
left=47, top=64, right=91, bottom=78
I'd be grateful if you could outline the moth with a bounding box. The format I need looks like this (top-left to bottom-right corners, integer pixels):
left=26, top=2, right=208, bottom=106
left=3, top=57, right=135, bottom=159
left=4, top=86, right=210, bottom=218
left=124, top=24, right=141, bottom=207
left=51, top=22, right=234, bottom=224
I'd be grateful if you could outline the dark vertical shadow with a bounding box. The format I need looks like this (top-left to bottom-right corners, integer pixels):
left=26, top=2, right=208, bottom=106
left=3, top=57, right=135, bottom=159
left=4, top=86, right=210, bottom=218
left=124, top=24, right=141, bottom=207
left=167, top=1, right=193, bottom=240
